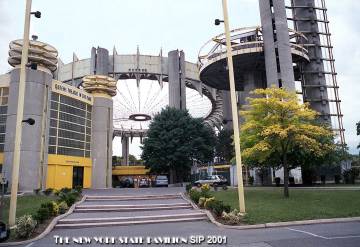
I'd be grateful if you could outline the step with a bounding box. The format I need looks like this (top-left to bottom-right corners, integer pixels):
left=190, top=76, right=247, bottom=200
left=58, top=212, right=207, bottom=224
left=55, top=216, right=207, bottom=229
left=81, top=198, right=185, bottom=206
left=74, top=205, right=193, bottom=213
left=65, top=208, right=198, bottom=219
left=76, top=202, right=190, bottom=209
left=85, top=194, right=182, bottom=201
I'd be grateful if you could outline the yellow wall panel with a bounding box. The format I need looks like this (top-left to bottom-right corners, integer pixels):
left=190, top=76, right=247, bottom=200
left=46, top=165, right=56, bottom=189
left=83, top=167, right=91, bottom=188
left=0, top=153, right=4, bottom=164
left=54, top=165, right=73, bottom=190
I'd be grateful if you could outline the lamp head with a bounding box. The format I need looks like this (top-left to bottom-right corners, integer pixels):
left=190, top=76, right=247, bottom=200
left=33, top=11, right=41, bottom=18
left=215, top=19, right=223, bottom=26
left=22, top=118, right=35, bottom=125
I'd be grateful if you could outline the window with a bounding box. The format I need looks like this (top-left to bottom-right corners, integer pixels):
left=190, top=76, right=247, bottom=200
left=48, top=92, right=91, bottom=157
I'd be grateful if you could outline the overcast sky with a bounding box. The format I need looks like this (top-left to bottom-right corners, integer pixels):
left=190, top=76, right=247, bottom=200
left=0, top=0, right=359, bottom=157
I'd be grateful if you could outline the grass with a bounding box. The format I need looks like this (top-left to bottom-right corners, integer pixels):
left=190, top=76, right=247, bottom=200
left=211, top=188, right=360, bottom=224
left=1, top=195, right=56, bottom=224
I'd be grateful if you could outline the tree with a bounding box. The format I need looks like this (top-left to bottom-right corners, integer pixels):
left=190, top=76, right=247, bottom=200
left=141, top=107, right=216, bottom=183
left=215, top=129, right=234, bottom=163
left=128, top=154, right=137, bottom=164
left=240, top=87, right=334, bottom=197
left=357, top=122, right=360, bottom=150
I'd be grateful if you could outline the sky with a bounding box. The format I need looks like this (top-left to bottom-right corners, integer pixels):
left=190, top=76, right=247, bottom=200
left=0, top=0, right=359, bottom=157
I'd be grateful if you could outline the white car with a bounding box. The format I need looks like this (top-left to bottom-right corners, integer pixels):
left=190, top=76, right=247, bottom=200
left=194, top=175, right=227, bottom=187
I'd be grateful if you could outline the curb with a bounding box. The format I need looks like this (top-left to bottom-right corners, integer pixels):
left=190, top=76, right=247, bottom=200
left=0, top=195, right=87, bottom=246
left=180, top=193, right=360, bottom=230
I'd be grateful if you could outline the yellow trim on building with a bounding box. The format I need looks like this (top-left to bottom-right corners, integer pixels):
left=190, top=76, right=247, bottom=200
left=112, top=166, right=150, bottom=176
left=0, top=153, right=4, bottom=164
left=198, top=164, right=231, bottom=170
left=47, top=154, right=92, bottom=189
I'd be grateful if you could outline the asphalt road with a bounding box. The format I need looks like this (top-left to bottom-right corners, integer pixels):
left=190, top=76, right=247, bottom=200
left=19, top=220, right=360, bottom=247
left=15, top=187, right=360, bottom=247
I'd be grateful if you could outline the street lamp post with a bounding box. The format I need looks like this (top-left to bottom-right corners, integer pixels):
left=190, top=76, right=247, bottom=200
left=8, top=0, right=37, bottom=227
left=220, top=0, right=246, bottom=214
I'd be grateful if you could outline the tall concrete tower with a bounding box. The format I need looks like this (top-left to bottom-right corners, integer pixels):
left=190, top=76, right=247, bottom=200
left=4, top=39, right=58, bottom=191
left=288, top=0, right=345, bottom=143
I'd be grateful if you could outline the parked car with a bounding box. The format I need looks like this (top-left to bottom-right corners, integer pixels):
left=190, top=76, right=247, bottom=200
left=194, top=175, right=227, bottom=187
left=139, top=177, right=150, bottom=188
left=154, top=175, right=169, bottom=187
left=119, top=177, right=134, bottom=188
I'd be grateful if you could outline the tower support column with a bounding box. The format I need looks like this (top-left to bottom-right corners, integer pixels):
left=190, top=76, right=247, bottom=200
left=168, top=50, right=186, bottom=110
left=259, top=0, right=296, bottom=91
left=121, top=136, right=129, bottom=166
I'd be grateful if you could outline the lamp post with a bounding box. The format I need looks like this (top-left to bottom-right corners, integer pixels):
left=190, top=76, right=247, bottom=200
left=9, top=0, right=40, bottom=227
left=217, top=0, right=246, bottom=214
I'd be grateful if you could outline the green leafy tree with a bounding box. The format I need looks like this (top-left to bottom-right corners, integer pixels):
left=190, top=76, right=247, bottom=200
left=357, top=122, right=360, bottom=150
left=215, top=129, right=234, bottom=163
left=141, top=107, right=216, bottom=183
left=240, top=87, right=334, bottom=197
left=129, top=154, right=138, bottom=164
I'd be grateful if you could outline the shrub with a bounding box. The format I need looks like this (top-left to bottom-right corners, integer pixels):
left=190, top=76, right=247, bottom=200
left=343, top=168, right=360, bottom=184
left=334, top=175, right=341, bottom=184
left=274, top=177, right=281, bottom=186
left=58, top=191, right=78, bottom=206
left=320, top=175, right=326, bottom=184
left=200, top=184, right=211, bottom=198
left=248, top=176, right=254, bottom=186
left=222, top=209, right=243, bottom=225
left=185, top=184, right=192, bottom=192
left=189, top=188, right=201, bottom=204
left=14, top=215, right=37, bottom=239
left=43, top=188, right=53, bottom=196
left=58, top=201, right=69, bottom=214
left=74, top=185, right=83, bottom=194
left=60, top=187, right=72, bottom=194
left=198, top=197, right=206, bottom=208
left=53, top=189, right=60, bottom=196
left=204, top=198, right=230, bottom=217
left=41, top=201, right=59, bottom=216
left=34, top=207, right=50, bottom=223
left=289, top=177, right=295, bottom=186
left=204, top=197, right=216, bottom=210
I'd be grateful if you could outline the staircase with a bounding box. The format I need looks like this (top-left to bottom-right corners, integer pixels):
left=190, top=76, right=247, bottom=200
left=55, top=193, right=207, bottom=229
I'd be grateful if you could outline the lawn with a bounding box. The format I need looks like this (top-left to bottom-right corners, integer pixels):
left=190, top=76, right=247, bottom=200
left=211, top=188, right=360, bottom=224
left=1, top=195, right=56, bottom=224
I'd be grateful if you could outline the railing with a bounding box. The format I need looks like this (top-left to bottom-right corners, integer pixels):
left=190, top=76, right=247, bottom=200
left=199, top=41, right=309, bottom=69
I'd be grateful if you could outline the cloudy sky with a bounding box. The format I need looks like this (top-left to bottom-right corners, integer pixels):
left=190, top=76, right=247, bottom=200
left=0, top=0, right=359, bottom=156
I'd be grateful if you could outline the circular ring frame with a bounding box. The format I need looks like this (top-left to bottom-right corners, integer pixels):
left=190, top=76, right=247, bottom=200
left=129, top=114, right=152, bottom=122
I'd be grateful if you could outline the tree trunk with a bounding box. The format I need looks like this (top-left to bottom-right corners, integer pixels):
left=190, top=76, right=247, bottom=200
left=169, top=168, right=175, bottom=184
left=283, top=154, right=290, bottom=198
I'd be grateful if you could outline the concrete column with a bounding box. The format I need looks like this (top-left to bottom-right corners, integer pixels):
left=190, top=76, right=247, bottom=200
left=90, top=47, right=110, bottom=76
left=121, top=136, right=129, bottom=166
left=83, top=74, right=116, bottom=189
left=91, top=96, right=113, bottom=188
left=259, top=0, right=278, bottom=87
left=4, top=68, right=52, bottom=191
left=168, top=50, right=186, bottom=110
left=259, top=0, right=296, bottom=91
left=221, top=90, right=233, bottom=130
